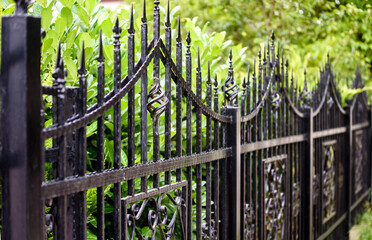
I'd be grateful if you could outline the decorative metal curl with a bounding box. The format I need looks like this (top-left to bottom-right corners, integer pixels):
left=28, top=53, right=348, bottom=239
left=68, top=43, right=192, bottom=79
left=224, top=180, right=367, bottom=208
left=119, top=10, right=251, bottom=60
left=264, top=158, right=285, bottom=240
left=201, top=221, right=217, bottom=240
left=126, top=189, right=185, bottom=240
left=147, top=77, right=169, bottom=120
left=244, top=203, right=255, bottom=239
left=223, top=49, right=239, bottom=106
left=301, top=70, right=312, bottom=107
left=14, top=0, right=31, bottom=15
left=327, top=92, right=334, bottom=112
left=322, top=143, right=336, bottom=223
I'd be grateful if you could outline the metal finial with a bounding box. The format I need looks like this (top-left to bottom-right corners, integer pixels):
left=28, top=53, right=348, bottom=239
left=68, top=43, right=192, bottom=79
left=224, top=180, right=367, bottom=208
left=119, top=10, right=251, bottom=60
left=142, top=0, right=147, bottom=22
left=247, top=65, right=250, bottom=84
left=327, top=52, right=330, bottom=63
left=229, top=48, right=232, bottom=61
left=253, top=57, right=256, bottom=77
left=197, top=47, right=201, bottom=71
left=14, top=0, right=30, bottom=15
left=186, top=31, right=191, bottom=45
left=113, top=17, right=122, bottom=35
left=128, top=4, right=135, bottom=34
left=176, top=16, right=181, bottom=42
left=165, top=0, right=171, bottom=27
left=55, top=41, right=61, bottom=70
left=242, top=77, right=246, bottom=89
left=271, top=30, right=275, bottom=41
left=224, top=48, right=239, bottom=106
left=263, top=45, right=266, bottom=62
left=285, top=59, right=288, bottom=68
left=207, top=61, right=211, bottom=85
left=78, top=41, right=87, bottom=75
left=214, top=74, right=218, bottom=88
left=258, top=48, right=261, bottom=60
left=98, top=30, right=105, bottom=62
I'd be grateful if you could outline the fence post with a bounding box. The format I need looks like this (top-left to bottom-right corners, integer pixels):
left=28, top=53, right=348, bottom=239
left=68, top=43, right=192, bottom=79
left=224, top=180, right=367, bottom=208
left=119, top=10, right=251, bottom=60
left=301, top=107, right=313, bottom=240
left=346, top=104, right=353, bottom=230
left=220, top=106, right=241, bottom=239
left=0, top=15, right=43, bottom=239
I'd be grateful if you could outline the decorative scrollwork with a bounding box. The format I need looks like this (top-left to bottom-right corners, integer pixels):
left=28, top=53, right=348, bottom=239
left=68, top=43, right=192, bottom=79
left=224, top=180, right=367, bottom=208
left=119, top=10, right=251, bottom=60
left=147, top=77, right=169, bottom=120
left=244, top=203, right=255, bottom=239
left=264, top=155, right=286, bottom=240
left=271, top=87, right=281, bottom=111
left=322, top=141, right=336, bottom=223
left=327, top=92, right=334, bottom=112
left=354, top=131, right=363, bottom=194
left=223, top=49, right=239, bottom=106
left=201, top=221, right=217, bottom=240
left=301, top=70, right=312, bottom=107
left=123, top=184, right=186, bottom=240
left=313, top=174, right=320, bottom=203
left=14, top=0, right=31, bottom=15
left=292, top=182, right=300, bottom=217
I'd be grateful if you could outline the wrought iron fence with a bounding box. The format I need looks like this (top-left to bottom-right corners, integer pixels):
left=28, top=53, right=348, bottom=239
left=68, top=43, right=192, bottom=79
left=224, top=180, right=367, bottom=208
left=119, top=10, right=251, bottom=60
left=0, top=0, right=371, bottom=239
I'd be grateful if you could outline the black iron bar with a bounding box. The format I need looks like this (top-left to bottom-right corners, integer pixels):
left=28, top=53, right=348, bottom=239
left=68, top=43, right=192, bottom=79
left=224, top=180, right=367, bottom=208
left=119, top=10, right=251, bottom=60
left=96, top=30, right=105, bottom=240
left=112, top=17, right=122, bottom=240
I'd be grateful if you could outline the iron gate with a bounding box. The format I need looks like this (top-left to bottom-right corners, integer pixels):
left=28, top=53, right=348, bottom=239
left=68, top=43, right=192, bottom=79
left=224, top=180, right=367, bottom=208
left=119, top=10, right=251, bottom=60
left=0, top=1, right=371, bottom=239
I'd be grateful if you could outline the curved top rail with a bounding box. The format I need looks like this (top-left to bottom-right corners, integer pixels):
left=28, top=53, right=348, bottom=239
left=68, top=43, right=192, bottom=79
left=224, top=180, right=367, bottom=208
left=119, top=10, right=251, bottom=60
left=64, top=39, right=155, bottom=123
left=312, top=75, right=330, bottom=116
left=350, top=88, right=369, bottom=112
left=158, top=40, right=231, bottom=123
left=43, top=39, right=159, bottom=139
left=281, top=87, right=307, bottom=118
left=240, top=62, right=277, bottom=123
left=329, top=75, right=347, bottom=115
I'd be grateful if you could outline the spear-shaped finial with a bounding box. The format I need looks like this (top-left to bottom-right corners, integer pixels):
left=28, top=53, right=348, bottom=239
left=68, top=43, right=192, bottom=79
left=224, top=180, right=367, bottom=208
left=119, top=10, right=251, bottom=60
left=242, top=77, right=247, bottom=90
left=258, top=48, right=261, bottom=60
left=78, top=41, right=87, bottom=75
left=14, top=0, right=30, bottom=15
left=214, top=74, right=218, bottom=94
left=271, top=30, right=275, bottom=41
left=253, top=57, right=256, bottom=77
left=327, top=52, right=330, bottom=63
left=142, top=0, right=147, bottom=22
left=197, top=47, right=201, bottom=71
left=247, top=65, right=250, bottom=84
left=165, top=0, right=170, bottom=27
left=229, top=48, right=233, bottom=70
left=113, top=17, right=122, bottom=35
left=98, top=30, right=105, bottom=62
left=186, top=30, right=191, bottom=46
left=207, top=61, right=211, bottom=85
left=128, top=4, right=135, bottom=34
left=55, top=41, right=61, bottom=70
left=176, top=16, right=181, bottom=43
left=263, top=45, right=267, bottom=63
left=285, top=59, right=288, bottom=68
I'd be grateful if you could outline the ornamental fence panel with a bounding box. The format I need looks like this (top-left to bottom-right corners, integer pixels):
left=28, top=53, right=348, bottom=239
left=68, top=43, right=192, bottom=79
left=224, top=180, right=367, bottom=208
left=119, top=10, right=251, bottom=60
left=0, top=1, right=371, bottom=240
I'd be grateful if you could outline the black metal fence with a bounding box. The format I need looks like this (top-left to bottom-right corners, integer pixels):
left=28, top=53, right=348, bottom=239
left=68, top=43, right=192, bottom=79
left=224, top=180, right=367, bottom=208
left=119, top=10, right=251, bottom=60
left=0, top=1, right=371, bottom=239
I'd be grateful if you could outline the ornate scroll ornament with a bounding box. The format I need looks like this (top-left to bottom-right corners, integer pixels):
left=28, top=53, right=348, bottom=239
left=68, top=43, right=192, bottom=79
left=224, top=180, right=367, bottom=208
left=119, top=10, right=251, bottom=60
left=244, top=203, right=255, bottom=239
left=14, top=0, right=31, bottom=14
left=326, top=92, right=334, bottom=112
left=313, top=174, right=320, bottom=203
left=124, top=184, right=186, bottom=240
left=271, top=85, right=281, bottom=111
left=264, top=155, right=286, bottom=240
left=223, top=49, right=239, bottom=106
left=301, top=70, right=312, bottom=108
left=201, top=221, right=217, bottom=240
left=322, top=141, right=336, bottom=223
left=354, top=131, right=363, bottom=194
left=147, top=77, right=169, bottom=120
left=292, top=182, right=301, bottom=217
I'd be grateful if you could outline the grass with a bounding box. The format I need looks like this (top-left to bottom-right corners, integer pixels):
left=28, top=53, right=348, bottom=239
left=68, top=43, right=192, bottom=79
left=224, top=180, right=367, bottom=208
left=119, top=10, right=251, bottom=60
left=350, top=201, right=372, bottom=240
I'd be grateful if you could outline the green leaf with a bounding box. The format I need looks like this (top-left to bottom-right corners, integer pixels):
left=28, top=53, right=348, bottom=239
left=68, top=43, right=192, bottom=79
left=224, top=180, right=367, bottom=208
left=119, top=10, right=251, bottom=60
left=41, top=7, right=53, bottom=30
left=63, top=57, right=77, bottom=82
left=85, top=0, right=96, bottom=15
left=66, top=29, right=77, bottom=49
left=59, top=0, right=74, bottom=8
left=77, top=6, right=90, bottom=27
left=35, top=0, right=47, bottom=8
left=86, top=121, right=97, bottom=138
left=100, top=18, right=113, bottom=38
left=55, top=16, right=66, bottom=38
left=61, top=7, right=73, bottom=26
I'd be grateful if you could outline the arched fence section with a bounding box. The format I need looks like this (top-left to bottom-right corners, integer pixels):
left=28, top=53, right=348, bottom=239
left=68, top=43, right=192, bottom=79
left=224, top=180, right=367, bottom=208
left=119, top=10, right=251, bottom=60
left=0, top=1, right=371, bottom=239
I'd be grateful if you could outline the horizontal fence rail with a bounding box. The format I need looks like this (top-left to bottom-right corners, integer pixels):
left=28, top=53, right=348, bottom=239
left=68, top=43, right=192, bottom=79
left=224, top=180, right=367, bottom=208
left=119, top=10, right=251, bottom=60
left=0, top=0, right=371, bottom=240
